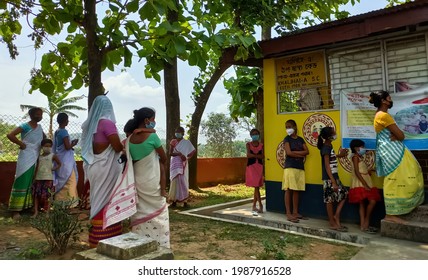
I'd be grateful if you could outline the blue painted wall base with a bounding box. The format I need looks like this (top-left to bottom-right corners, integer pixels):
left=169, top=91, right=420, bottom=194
left=265, top=181, right=428, bottom=228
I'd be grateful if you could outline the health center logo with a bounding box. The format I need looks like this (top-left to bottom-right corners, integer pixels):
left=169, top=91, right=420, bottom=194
left=302, top=113, right=336, bottom=147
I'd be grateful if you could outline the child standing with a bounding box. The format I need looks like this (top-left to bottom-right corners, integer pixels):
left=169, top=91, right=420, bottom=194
left=32, top=139, right=61, bottom=217
left=349, top=139, right=381, bottom=233
left=317, top=127, right=348, bottom=231
left=245, top=128, right=264, bottom=216
left=282, top=119, right=309, bottom=223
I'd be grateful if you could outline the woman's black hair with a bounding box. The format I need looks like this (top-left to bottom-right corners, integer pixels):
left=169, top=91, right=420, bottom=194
left=350, top=139, right=365, bottom=153
left=41, top=138, right=53, bottom=146
left=250, top=128, right=260, bottom=135
left=176, top=126, right=185, bottom=133
left=57, top=112, right=68, bottom=124
left=369, top=90, right=390, bottom=108
left=317, top=126, right=335, bottom=150
left=132, top=107, right=156, bottom=130
left=28, top=107, right=43, bottom=118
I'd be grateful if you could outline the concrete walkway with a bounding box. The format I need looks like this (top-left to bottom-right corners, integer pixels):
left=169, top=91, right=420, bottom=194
left=180, top=198, right=428, bottom=260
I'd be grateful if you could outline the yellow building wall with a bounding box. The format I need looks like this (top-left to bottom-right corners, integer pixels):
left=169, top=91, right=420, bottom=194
left=263, top=58, right=384, bottom=188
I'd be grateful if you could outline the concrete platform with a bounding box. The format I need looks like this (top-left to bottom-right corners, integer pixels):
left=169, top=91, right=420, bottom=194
left=180, top=198, right=428, bottom=260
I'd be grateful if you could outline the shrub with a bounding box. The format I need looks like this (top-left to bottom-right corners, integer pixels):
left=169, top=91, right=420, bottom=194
left=30, top=198, right=82, bottom=255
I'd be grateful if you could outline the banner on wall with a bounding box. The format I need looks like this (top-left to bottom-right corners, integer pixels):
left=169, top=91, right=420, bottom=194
left=340, top=82, right=428, bottom=150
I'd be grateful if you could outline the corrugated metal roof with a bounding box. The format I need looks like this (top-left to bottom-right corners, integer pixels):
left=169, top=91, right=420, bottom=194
left=263, top=0, right=428, bottom=43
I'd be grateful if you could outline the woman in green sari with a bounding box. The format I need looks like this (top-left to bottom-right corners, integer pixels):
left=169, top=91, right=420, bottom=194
left=7, top=107, right=45, bottom=219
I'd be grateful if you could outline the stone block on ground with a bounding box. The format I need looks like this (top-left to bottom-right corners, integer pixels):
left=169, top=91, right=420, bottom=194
left=74, top=246, right=174, bottom=260
left=97, top=232, right=158, bottom=260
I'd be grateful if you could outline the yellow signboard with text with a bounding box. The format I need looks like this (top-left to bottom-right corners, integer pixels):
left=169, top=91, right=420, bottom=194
left=276, top=51, right=327, bottom=92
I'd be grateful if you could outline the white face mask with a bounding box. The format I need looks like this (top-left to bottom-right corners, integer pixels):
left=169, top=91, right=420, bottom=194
left=286, top=128, right=295, bottom=136
left=330, top=135, right=337, bottom=141
left=42, top=147, right=52, bottom=154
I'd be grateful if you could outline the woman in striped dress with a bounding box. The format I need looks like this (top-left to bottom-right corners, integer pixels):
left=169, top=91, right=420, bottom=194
left=369, top=90, right=424, bottom=224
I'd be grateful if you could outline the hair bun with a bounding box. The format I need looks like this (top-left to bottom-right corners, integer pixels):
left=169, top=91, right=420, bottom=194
left=368, top=93, right=374, bottom=104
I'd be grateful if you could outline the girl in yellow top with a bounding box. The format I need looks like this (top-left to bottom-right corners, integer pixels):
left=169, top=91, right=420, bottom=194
left=369, top=90, right=424, bottom=224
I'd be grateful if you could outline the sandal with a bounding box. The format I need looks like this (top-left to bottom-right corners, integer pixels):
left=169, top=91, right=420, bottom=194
left=362, top=227, right=377, bottom=234
left=368, top=226, right=379, bottom=232
left=331, top=227, right=348, bottom=232
left=252, top=211, right=259, bottom=216
left=286, top=215, right=299, bottom=223
left=295, top=214, right=308, bottom=220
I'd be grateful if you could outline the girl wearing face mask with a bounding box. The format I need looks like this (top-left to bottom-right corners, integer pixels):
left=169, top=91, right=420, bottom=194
left=369, top=90, right=424, bottom=224
left=31, top=139, right=61, bottom=217
left=349, top=139, right=380, bottom=233
left=245, top=128, right=264, bottom=215
left=282, top=120, right=309, bottom=223
left=317, top=126, right=349, bottom=232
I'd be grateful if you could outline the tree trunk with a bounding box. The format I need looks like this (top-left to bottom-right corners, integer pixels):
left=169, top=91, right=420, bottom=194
left=164, top=57, right=180, bottom=186
left=188, top=57, right=231, bottom=189
left=84, top=0, right=104, bottom=110
left=164, top=0, right=180, bottom=187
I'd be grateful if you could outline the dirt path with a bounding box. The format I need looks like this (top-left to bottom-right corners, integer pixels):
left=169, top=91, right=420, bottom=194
left=0, top=203, right=360, bottom=260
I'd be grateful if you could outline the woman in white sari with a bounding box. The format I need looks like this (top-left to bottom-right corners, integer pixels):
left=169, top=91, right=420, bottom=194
left=81, top=95, right=124, bottom=248
left=126, top=107, right=169, bottom=248
left=168, top=126, right=196, bottom=208
left=7, top=107, right=44, bottom=219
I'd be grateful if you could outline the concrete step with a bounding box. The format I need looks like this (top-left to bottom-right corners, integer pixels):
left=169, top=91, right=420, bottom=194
left=402, top=204, right=428, bottom=223
left=381, top=219, right=428, bottom=243
left=211, top=209, right=375, bottom=245
left=352, top=236, right=428, bottom=260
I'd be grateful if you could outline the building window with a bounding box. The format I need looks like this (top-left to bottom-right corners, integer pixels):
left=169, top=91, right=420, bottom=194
left=278, top=86, right=333, bottom=113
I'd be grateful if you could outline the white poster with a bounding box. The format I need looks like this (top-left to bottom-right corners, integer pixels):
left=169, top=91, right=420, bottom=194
left=340, top=82, right=428, bottom=150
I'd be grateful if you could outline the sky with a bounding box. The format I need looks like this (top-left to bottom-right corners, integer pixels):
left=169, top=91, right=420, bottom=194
left=0, top=0, right=391, bottom=141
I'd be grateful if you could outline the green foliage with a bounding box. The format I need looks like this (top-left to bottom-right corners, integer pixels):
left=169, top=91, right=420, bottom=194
left=278, top=90, right=300, bottom=113
left=224, top=66, right=262, bottom=121
left=258, top=237, right=288, bottom=260
left=0, top=118, right=19, bottom=161
left=17, top=247, right=45, bottom=260
left=20, top=90, right=86, bottom=138
left=187, top=184, right=266, bottom=208
left=198, top=140, right=246, bottom=158
left=30, top=198, right=82, bottom=255
left=201, top=112, right=238, bottom=158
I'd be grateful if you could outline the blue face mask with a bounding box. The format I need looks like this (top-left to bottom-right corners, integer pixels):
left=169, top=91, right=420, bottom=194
left=358, top=148, right=366, bottom=156
left=145, top=121, right=156, bottom=129
left=175, top=133, right=183, bottom=139
left=251, top=135, right=260, bottom=141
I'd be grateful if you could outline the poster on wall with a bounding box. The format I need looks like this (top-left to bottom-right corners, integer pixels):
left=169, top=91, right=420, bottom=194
left=340, top=82, right=428, bottom=150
